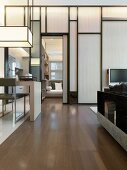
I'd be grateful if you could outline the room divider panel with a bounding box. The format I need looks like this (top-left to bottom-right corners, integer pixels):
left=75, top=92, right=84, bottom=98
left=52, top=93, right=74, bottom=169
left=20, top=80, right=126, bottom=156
left=78, top=7, right=101, bottom=103
left=70, top=22, right=77, bottom=92
left=78, top=34, right=100, bottom=103
left=30, top=21, right=41, bottom=81
left=63, top=35, right=68, bottom=103
left=102, top=7, right=127, bottom=89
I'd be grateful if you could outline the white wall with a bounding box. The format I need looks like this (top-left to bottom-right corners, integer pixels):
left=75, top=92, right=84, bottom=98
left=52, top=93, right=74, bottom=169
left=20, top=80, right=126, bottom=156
left=102, top=22, right=127, bottom=88
left=34, top=0, right=127, bottom=5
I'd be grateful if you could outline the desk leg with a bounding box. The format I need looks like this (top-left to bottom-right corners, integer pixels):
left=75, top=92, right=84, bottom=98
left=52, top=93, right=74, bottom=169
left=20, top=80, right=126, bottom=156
left=2, top=100, right=4, bottom=116
left=13, top=87, right=17, bottom=123
left=14, top=98, right=16, bottom=123
left=24, top=96, right=26, bottom=116
left=12, top=100, right=13, bottom=111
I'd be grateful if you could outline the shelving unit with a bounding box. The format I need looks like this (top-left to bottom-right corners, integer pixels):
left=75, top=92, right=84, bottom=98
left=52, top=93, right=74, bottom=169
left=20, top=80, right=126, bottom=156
left=42, top=45, right=49, bottom=79
left=41, top=79, right=47, bottom=101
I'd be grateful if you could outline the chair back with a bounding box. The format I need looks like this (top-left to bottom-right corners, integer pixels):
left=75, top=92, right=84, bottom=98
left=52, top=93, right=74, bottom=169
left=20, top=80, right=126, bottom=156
left=0, top=78, right=16, bottom=86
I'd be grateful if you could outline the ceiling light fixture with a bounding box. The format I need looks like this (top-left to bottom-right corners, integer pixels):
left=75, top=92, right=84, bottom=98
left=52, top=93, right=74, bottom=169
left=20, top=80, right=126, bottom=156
left=0, top=26, right=32, bottom=47
left=0, top=2, right=33, bottom=47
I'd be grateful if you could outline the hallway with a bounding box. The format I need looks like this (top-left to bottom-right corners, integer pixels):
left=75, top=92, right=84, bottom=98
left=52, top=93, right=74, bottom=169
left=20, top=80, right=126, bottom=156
left=0, top=98, right=127, bottom=170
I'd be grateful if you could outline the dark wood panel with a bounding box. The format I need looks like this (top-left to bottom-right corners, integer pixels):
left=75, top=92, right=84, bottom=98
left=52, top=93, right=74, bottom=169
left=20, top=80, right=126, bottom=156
left=69, top=91, right=78, bottom=104
left=0, top=98, right=127, bottom=170
left=98, top=91, right=127, bottom=133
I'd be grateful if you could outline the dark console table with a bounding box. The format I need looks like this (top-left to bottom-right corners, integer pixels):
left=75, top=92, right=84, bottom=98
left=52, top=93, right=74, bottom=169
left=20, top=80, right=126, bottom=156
left=97, top=91, right=127, bottom=151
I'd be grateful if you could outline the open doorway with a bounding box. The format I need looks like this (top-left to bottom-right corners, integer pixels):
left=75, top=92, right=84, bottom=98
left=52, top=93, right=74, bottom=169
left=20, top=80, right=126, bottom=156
left=41, top=35, right=68, bottom=103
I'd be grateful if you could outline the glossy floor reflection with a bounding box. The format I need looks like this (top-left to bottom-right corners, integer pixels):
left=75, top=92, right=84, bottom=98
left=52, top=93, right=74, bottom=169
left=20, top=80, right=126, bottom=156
left=0, top=97, right=30, bottom=144
left=0, top=98, right=127, bottom=170
left=90, top=106, right=97, bottom=114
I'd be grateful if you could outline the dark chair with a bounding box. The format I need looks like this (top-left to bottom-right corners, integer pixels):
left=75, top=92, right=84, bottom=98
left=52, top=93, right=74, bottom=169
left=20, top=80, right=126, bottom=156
left=0, top=78, right=29, bottom=123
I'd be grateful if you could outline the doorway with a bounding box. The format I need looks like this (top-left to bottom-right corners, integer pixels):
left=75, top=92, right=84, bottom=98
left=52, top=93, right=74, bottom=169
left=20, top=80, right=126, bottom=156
left=41, top=35, right=68, bottom=104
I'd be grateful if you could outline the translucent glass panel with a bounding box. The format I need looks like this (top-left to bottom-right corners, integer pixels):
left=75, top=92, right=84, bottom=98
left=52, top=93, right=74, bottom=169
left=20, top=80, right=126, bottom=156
left=78, top=7, right=101, bottom=33
left=70, top=22, right=77, bottom=91
left=29, top=0, right=33, bottom=5
left=24, top=7, right=31, bottom=28
left=63, top=35, right=68, bottom=103
left=31, top=7, right=33, bottom=20
left=70, top=7, right=77, bottom=20
left=31, top=58, right=40, bottom=66
left=41, top=7, right=45, bottom=33
left=0, top=5, right=4, bottom=25
left=25, top=7, right=29, bottom=27
left=47, top=7, right=68, bottom=33
left=31, top=21, right=41, bottom=81
left=6, top=7, right=24, bottom=26
left=102, top=21, right=127, bottom=88
left=103, top=7, right=127, bottom=20
left=33, top=7, right=40, bottom=20
left=78, top=34, right=100, bottom=103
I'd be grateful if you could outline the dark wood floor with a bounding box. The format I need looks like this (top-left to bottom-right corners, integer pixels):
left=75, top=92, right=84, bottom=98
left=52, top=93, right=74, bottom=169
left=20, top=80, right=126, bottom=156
left=0, top=98, right=127, bottom=170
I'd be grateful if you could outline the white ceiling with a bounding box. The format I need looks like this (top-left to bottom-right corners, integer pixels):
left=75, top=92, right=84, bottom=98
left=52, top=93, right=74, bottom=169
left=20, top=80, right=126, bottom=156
left=34, top=0, right=127, bottom=5
left=1, top=0, right=127, bottom=6
left=9, top=48, right=29, bottom=59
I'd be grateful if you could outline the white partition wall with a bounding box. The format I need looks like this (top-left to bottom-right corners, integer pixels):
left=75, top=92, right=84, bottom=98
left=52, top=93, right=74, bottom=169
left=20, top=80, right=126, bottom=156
left=70, top=7, right=77, bottom=20
left=78, top=7, right=101, bottom=33
left=78, top=7, right=101, bottom=103
left=47, top=7, right=68, bottom=33
left=41, top=7, right=45, bottom=33
left=6, top=7, right=24, bottom=26
left=63, top=35, right=68, bottom=103
left=103, top=7, right=127, bottom=20
left=102, top=21, right=127, bottom=88
left=33, top=7, right=40, bottom=20
left=70, top=22, right=77, bottom=92
left=78, top=35, right=100, bottom=103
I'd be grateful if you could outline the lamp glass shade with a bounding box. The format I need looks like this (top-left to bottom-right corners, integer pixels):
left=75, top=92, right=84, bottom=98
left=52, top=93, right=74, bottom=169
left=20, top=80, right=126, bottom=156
left=0, top=27, right=32, bottom=47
